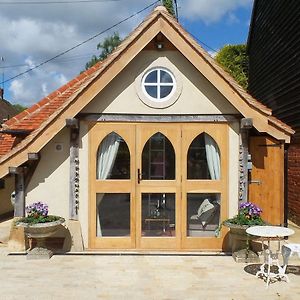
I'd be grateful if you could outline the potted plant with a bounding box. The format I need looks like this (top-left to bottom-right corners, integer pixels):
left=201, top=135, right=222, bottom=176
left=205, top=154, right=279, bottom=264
left=16, top=202, right=65, bottom=259
left=222, top=202, right=266, bottom=262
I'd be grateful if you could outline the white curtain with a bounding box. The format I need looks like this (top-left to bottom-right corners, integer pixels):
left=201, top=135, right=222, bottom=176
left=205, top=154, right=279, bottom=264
left=204, top=134, right=220, bottom=180
left=96, top=132, right=120, bottom=236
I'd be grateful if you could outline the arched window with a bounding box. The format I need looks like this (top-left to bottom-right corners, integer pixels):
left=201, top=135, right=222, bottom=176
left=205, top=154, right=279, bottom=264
left=187, top=133, right=220, bottom=180
left=142, top=132, right=175, bottom=180
left=96, top=132, right=130, bottom=179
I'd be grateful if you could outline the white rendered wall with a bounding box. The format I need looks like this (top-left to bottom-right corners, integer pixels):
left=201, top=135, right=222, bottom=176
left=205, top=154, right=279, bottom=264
left=26, top=128, right=70, bottom=218
left=83, top=50, right=238, bottom=115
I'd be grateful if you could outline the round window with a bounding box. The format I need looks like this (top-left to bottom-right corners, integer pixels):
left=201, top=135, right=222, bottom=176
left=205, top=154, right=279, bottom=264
left=142, top=68, right=176, bottom=103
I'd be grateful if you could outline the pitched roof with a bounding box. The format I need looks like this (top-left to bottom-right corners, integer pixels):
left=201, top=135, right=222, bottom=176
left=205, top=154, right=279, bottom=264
left=0, top=5, right=294, bottom=178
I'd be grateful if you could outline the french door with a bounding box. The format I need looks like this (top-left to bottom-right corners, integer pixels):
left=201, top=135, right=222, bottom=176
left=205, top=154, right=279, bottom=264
left=89, top=123, right=228, bottom=250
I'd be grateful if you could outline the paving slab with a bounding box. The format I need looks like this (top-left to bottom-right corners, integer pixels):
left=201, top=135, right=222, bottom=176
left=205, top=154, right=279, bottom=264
left=0, top=219, right=299, bottom=299
left=0, top=247, right=300, bottom=300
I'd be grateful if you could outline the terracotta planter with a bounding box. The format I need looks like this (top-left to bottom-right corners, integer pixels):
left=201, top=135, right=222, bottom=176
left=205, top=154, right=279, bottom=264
left=17, top=217, right=65, bottom=259
left=223, top=222, right=260, bottom=263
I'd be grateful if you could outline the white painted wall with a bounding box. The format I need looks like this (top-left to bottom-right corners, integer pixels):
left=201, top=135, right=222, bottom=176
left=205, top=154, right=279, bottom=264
left=26, top=128, right=70, bottom=218
left=78, top=121, right=89, bottom=247
left=0, top=175, right=14, bottom=215
left=228, top=121, right=240, bottom=218
left=83, top=50, right=238, bottom=115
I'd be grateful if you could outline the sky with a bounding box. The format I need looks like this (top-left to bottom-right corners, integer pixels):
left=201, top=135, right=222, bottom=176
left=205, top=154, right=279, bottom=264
left=0, top=0, right=254, bottom=106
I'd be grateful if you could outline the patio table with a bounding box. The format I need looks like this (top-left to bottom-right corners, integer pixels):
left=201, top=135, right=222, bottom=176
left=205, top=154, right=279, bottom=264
left=246, top=225, right=295, bottom=287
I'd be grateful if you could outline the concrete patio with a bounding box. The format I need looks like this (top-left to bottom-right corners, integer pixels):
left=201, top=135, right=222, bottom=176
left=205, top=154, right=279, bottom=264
left=0, top=221, right=300, bottom=299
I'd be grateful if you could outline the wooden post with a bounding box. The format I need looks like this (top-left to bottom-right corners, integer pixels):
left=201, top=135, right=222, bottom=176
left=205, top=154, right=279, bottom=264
left=239, top=118, right=253, bottom=203
left=9, top=167, right=25, bottom=217
left=67, top=118, right=80, bottom=220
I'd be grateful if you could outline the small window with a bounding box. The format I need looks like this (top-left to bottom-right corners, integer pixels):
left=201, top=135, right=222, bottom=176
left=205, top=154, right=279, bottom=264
left=142, top=68, right=176, bottom=103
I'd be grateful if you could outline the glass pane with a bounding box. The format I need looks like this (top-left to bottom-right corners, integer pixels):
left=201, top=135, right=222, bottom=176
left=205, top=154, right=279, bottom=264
left=142, top=133, right=175, bottom=180
left=187, top=193, right=220, bottom=237
left=145, top=85, right=158, bottom=98
left=96, top=193, right=130, bottom=237
left=145, top=70, right=157, bottom=83
left=96, top=132, right=130, bottom=179
left=187, top=133, right=215, bottom=179
left=160, top=86, right=173, bottom=98
left=160, top=70, right=173, bottom=83
left=142, top=193, right=175, bottom=237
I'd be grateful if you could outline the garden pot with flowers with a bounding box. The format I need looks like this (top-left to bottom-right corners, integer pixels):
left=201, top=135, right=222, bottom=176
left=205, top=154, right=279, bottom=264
left=222, top=202, right=266, bottom=263
left=16, top=202, right=65, bottom=259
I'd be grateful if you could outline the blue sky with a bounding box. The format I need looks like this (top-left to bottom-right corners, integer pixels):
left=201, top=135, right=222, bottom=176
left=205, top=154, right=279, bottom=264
left=0, top=0, right=253, bottom=106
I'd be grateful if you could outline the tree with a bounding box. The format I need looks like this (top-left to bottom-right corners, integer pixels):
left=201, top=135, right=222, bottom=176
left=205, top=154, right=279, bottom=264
left=162, top=0, right=175, bottom=17
left=12, top=103, right=27, bottom=113
left=85, top=32, right=122, bottom=70
left=215, top=44, right=249, bottom=90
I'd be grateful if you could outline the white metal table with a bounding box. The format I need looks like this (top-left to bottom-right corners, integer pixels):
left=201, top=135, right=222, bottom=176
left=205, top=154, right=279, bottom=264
left=246, top=226, right=295, bottom=287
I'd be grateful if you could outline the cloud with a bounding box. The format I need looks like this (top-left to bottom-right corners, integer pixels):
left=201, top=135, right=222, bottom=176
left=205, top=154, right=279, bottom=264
left=0, top=0, right=253, bottom=106
left=0, top=0, right=156, bottom=105
left=179, top=0, right=252, bottom=24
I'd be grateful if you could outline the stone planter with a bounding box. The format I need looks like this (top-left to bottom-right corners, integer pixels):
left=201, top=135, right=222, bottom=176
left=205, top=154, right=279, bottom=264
left=17, top=217, right=65, bottom=259
left=223, top=221, right=260, bottom=263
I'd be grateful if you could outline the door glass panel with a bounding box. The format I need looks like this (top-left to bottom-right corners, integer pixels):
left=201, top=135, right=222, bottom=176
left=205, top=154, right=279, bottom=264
left=96, top=132, right=130, bottom=179
left=142, top=193, right=175, bottom=237
left=187, top=193, right=220, bottom=237
left=187, top=133, right=220, bottom=180
left=142, top=133, right=175, bottom=180
left=96, top=193, right=130, bottom=237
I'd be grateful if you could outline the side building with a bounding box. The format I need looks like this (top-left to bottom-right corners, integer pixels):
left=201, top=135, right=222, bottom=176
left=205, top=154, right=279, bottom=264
left=247, top=0, right=300, bottom=225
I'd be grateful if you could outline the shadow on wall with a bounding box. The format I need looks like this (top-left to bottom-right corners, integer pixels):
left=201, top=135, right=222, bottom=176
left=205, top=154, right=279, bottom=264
left=25, top=131, right=70, bottom=194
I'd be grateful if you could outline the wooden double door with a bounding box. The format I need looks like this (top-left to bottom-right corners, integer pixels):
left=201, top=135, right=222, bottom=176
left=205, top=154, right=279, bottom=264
left=89, top=123, right=228, bottom=251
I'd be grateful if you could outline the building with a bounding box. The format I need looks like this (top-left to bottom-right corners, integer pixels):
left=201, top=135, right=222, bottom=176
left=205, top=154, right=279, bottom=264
left=247, top=0, right=300, bottom=225
left=0, top=6, right=293, bottom=252
left=0, top=88, right=17, bottom=125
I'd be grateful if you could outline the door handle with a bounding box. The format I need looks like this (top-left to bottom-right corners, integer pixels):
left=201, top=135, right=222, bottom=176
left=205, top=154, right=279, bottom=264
left=250, top=180, right=262, bottom=185
left=137, top=168, right=142, bottom=184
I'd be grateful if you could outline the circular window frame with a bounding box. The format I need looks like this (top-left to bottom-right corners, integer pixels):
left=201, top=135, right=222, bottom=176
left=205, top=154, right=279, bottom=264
left=141, top=68, right=176, bottom=103
left=135, top=57, right=182, bottom=109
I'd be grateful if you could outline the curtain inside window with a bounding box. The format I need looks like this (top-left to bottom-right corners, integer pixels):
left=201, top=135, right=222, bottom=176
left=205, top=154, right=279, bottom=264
left=96, top=132, right=120, bottom=236
left=204, top=134, right=220, bottom=180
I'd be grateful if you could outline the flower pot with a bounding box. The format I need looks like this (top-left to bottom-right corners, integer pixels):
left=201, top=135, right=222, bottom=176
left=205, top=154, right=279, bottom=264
left=17, top=217, right=65, bottom=259
left=223, top=222, right=260, bottom=263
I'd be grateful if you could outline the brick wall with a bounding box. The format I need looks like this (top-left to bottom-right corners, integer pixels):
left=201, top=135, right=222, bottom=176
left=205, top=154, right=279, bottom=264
left=288, top=133, right=300, bottom=225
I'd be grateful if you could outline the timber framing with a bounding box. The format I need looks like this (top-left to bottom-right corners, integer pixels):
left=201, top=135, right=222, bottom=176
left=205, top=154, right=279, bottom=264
left=77, top=113, right=240, bottom=123
left=0, top=5, right=293, bottom=179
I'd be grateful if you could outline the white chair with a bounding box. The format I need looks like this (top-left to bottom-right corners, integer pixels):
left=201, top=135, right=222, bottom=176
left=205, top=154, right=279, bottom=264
left=282, top=243, right=300, bottom=273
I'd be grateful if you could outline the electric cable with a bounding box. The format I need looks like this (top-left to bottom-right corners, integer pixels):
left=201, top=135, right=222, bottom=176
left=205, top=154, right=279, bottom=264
left=0, top=0, right=160, bottom=85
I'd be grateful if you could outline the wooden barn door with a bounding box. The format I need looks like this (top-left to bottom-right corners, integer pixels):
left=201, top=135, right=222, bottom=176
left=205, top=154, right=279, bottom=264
left=249, top=136, right=284, bottom=225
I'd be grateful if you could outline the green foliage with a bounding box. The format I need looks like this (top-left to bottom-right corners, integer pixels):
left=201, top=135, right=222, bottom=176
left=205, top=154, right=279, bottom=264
left=162, top=0, right=175, bottom=17
left=18, top=215, right=60, bottom=225
left=85, top=32, right=122, bottom=70
left=215, top=44, right=249, bottom=90
left=12, top=103, right=27, bottom=113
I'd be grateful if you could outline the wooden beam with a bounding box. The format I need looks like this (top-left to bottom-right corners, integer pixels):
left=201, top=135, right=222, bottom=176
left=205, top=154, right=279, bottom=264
left=13, top=167, right=25, bottom=217
left=241, top=118, right=253, bottom=129
left=69, top=125, right=80, bottom=220
left=8, top=166, right=23, bottom=175
left=78, top=113, right=240, bottom=123
left=239, top=124, right=250, bottom=203
left=28, top=153, right=40, bottom=161
left=66, top=118, right=79, bottom=129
